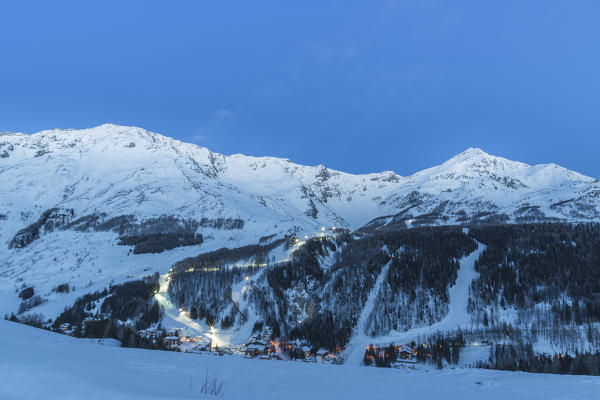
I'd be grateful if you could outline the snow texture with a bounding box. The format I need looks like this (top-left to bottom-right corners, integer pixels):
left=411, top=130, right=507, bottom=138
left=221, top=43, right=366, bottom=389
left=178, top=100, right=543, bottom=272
left=1, top=319, right=598, bottom=400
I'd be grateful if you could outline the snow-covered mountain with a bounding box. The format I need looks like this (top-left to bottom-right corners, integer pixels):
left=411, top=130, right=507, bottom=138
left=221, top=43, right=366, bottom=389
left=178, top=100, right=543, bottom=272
left=1, top=124, right=598, bottom=233
left=1, top=124, right=599, bottom=319
left=367, top=147, right=600, bottom=229
left=0, top=123, right=406, bottom=234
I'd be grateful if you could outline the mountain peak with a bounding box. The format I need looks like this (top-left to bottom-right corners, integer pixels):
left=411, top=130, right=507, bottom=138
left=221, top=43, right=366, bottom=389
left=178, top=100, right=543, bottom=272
left=87, top=123, right=153, bottom=136
left=443, top=147, right=529, bottom=169
left=451, top=147, right=490, bottom=161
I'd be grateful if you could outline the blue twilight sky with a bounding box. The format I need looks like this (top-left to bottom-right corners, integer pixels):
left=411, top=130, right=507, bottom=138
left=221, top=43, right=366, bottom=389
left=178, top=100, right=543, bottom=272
left=1, top=1, right=599, bottom=178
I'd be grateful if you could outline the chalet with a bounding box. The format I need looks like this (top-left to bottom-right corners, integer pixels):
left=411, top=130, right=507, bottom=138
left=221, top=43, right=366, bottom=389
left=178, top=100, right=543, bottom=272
left=313, top=349, right=329, bottom=363
left=163, top=336, right=180, bottom=349
left=302, top=345, right=312, bottom=358
left=396, top=347, right=417, bottom=364
left=324, top=353, right=337, bottom=363
left=244, top=344, right=265, bottom=358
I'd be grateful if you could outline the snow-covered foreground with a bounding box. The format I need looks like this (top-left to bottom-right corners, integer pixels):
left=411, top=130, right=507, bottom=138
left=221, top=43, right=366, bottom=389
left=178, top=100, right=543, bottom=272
left=1, top=320, right=598, bottom=400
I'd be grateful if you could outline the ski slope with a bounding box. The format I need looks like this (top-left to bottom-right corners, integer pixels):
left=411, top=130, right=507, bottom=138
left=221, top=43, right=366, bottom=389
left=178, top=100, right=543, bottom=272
left=344, top=259, right=392, bottom=366
left=1, top=319, right=598, bottom=400
left=153, top=274, right=219, bottom=345
left=391, top=241, right=487, bottom=342
left=345, top=243, right=486, bottom=365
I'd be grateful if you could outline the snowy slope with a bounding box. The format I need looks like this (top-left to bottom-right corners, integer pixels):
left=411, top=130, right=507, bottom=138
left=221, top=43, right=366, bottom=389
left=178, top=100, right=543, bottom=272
left=374, top=147, right=600, bottom=228
left=1, top=125, right=598, bottom=237
left=1, top=124, right=600, bottom=321
left=345, top=242, right=486, bottom=365
left=344, top=260, right=392, bottom=366
left=1, top=319, right=599, bottom=400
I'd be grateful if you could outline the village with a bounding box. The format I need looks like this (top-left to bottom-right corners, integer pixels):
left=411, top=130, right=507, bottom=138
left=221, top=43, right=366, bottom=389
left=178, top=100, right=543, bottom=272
left=56, top=320, right=353, bottom=364
left=52, top=226, right=420, bottom=367
left=145, top=325, right=346, bottom=364
left=56, top=319, right=425, bottom=369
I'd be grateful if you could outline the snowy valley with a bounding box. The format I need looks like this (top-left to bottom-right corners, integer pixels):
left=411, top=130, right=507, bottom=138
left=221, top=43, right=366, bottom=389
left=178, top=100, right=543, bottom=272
left=2, top=125, right=600, bottom=389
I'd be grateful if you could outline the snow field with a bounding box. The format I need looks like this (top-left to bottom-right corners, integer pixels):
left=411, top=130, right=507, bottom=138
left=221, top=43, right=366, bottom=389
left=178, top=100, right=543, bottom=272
left=1, top=320, right=598, bottom=400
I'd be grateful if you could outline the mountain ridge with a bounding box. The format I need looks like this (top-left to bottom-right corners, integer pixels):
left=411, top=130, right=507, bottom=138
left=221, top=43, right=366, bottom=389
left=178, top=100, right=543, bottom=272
left=2, top=124, right=599, bottom=234
left=2, top=124, right=600, bottom=356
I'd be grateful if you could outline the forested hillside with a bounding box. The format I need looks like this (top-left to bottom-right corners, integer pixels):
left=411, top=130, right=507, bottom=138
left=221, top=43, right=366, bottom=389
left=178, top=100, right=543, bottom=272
left=167, top=223, right=600, bottom=358
left=13, top=222, right=600, bottom=375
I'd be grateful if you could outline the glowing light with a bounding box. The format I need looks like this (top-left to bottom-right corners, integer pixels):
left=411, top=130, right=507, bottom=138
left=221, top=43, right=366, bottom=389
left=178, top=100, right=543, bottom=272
left=245, top=276, right=249, bottom=281
left=178, top=308, right=183, bottom=312
left=321, top=227, right=326, bottom=231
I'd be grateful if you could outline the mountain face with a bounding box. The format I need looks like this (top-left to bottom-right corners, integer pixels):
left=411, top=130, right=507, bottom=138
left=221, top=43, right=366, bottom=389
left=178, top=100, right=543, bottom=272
left=367, top=147, right=600, bottom=229
left=1, top=124, right=598, bottom=234
left=1, top=124, right=599, bottom=322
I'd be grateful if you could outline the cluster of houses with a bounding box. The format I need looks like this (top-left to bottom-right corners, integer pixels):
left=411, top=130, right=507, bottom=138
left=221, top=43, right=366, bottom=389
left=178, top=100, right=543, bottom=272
left=298, top=345, right=340, bottom=364
left=138, top=328, right=163, bottom=343
left=364, top=344, right=417, bottom=367
left=58, top=322, right=74, bottom=335
left=150, top=328, right=215, bottom=352
left=57, top=317, right=97, bottom=336
left=240, top=327, right=279, bottom=360
left=60, top=321, right=423, bottom=368
left=143, top=328, right=239, bottom=355
left=238, top=327, right=343, bottom=363
left=132, top=325, right=342, bottom=365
